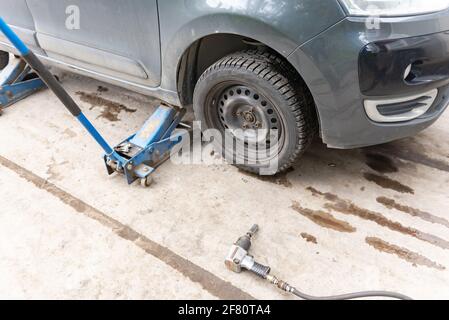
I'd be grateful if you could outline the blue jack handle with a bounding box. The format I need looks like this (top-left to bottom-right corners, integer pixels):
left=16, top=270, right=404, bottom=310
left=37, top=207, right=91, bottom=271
left=0, top=17, right=120, bottom=160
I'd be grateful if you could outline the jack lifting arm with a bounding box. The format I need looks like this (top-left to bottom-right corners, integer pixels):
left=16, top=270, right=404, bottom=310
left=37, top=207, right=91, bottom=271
left=0, top=17, right=121, bottom=162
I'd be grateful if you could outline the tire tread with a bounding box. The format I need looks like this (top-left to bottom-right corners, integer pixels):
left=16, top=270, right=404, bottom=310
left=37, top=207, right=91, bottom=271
left=196, top=49, right=317, bottom=174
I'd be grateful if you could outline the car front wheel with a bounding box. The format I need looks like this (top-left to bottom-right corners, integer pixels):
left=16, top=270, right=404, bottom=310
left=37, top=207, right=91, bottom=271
left=193, top=49, right=317, bottom=175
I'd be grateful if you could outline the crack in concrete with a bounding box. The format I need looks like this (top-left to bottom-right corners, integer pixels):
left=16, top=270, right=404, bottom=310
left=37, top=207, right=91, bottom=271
left=0, top=154, right=254, bottom=300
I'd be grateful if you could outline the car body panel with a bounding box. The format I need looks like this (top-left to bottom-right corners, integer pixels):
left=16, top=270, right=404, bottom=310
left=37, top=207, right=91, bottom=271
left=288, top=9, right=449, bottom=148
left=157, top=0, right=345, bottom=91
left=25, top=0, right=161, bottom=87
left=0, top=0, right=345, bottom=107
left=0, top=0, right=44, bottom=54
left=0, top=1, right=448, bottom=149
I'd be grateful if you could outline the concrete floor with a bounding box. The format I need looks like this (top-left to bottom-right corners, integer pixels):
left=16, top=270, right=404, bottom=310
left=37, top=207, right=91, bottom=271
left=0, top=71, right=448, bottom=300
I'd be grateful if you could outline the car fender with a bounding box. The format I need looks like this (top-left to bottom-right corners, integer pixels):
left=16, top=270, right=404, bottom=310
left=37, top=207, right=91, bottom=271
left=158, top=0, right=345, bottom=92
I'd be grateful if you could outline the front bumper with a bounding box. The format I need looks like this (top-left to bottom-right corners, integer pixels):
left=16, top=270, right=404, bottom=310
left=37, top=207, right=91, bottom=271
left=288, top=9, right=449, bottom=148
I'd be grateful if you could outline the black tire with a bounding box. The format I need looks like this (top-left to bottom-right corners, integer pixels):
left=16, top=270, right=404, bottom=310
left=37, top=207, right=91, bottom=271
left=0, top=51, right=9, bottom=70
left=193, top=49, right=317, bottom=175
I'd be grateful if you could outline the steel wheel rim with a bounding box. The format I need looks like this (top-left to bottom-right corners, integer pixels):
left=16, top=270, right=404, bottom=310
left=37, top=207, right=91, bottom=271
left=205, top=81, right=285, bottom=164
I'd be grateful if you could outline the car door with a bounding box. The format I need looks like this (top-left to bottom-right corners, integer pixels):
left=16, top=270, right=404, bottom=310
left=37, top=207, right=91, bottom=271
left=25, top=0, right=161, bottom=87
left=0, top=0, right=45, bottom=54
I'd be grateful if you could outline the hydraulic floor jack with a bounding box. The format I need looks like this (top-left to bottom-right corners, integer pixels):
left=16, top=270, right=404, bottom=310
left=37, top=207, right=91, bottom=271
left=0, top=18, right=185, bottom=186
left=0, top=55, right=46, bottom=114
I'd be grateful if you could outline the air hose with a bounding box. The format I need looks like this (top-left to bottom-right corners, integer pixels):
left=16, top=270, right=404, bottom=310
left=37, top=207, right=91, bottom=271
left=225, top=225, right=413, bottom=300
left=267, top=274, right=412, bottom=300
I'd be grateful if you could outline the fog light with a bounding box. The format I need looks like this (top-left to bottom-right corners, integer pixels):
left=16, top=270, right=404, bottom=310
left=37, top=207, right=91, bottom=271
left=403, top=64, right=413, bottom=80
left=364, top=89, right=438, bottom=123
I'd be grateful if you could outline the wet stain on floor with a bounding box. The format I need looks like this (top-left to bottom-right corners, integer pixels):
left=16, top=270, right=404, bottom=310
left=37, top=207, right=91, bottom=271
left=46, top=159, right=69, bottom=182
left=366, top=237, right=445, bottom=271
left=97, top=86, right=109, bottom=93
left=364, top=152, right=398, bottom=173
left=377, top=197, right=449, bottom=229
left=372, top=144, right=449, bottom=173
left=291, top=201, right=356, bottom=233
left=307, top=187, right=449, bottom=250
left=76, top=91, right=136, bottom=122
left=62, top=128, right=77, bottom=138
left=363, top=173, right=414, bottom=194
left=239, top=167, right=294, bottom=188
left=300, top=232, right=318, bottom=244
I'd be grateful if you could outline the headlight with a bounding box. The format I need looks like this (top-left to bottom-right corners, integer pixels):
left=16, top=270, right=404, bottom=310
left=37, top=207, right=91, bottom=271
left=339, top=0, right=449, bottom=16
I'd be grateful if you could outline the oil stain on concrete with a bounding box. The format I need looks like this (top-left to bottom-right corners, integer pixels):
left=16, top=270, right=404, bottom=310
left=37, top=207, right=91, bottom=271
left=97, top=85, right=109, bottom=93
left=46, top=158, right=69, bottom=182
left=366, top=237, right=445, bottom=271
left=76, top=91, right=136, bottom=122
left=363, top=173, right=414, bottom=194
left=307, top=187, right=449, bottom=250
left=300, top=232, right=318, bottom=244
left=372, top=143, right=449, bottom=173
left=364, top=152, right=398, bottom=173
left=291, top=201, right=356, bottom=233
left=377, top=197, right=449, bottom=229
left=62, top=128, right=77, bottom=138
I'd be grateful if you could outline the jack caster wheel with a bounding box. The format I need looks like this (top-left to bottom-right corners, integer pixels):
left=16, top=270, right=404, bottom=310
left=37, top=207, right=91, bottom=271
left=141, top=176, right=153, bottom=188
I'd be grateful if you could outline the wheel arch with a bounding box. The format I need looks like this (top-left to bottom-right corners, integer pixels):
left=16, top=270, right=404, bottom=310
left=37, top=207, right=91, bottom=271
left=174, top=32, right=320, bottom=134
left=160, top=13, right=300, bottom=95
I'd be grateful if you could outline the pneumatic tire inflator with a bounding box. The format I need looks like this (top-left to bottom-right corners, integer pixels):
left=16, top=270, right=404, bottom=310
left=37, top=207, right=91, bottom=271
left=226, top=225, right=413, bottom=300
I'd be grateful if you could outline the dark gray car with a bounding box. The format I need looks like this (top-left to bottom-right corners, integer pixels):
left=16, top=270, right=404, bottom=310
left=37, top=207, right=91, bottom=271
left=1, top=0, right=448, bottom=174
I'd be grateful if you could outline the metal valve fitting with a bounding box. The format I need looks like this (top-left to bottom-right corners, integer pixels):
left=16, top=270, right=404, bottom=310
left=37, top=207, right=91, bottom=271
left=225, top=224, right=271, bottom=279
